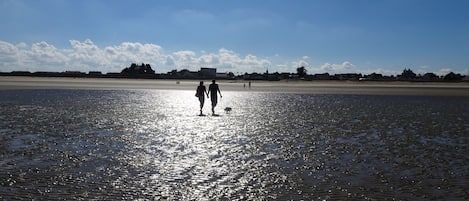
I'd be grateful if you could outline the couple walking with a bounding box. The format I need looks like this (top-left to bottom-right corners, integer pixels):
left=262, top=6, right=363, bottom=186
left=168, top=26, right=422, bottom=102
left=195, top=80, right=222, bottom=115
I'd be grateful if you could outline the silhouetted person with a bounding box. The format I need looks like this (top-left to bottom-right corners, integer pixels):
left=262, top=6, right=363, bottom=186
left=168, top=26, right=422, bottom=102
left=195, top=81, right=208, bottom=115
left=208, top=80, right=222, bottom=115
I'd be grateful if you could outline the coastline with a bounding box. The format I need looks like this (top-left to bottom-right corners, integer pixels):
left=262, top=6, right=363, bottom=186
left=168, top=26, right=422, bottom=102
left=1, top=76, right=468, bottom=96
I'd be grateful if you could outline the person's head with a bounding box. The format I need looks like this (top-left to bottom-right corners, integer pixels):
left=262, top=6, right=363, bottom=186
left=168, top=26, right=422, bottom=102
left=212, top=80, right=216, bottom=84
left=199, top=81, right=204, bottom=85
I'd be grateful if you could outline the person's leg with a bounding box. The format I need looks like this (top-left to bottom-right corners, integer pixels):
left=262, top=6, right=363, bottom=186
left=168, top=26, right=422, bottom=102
left=210, top=96, right=215, bottom=114
left=200, top=102, right=203, bottom=114
left=199, top=97, right=204, bottom=115
left=212, top=98, right=217, bottom=114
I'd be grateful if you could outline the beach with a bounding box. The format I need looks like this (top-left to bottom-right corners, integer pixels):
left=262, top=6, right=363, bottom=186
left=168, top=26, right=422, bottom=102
left=1, top=76, right=468, bottom=200
left=1, top=76, right=468, bottom=96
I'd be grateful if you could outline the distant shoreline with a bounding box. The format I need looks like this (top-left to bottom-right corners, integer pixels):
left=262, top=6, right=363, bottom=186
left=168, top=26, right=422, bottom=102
left=1, top=76, right=468, bottom=96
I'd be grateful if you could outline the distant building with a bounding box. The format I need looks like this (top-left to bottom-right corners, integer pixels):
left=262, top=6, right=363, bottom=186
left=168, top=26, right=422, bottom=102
left=279, top=72, right=293, bottom=80
left=121, top=63, right=155, bottom=75
left=216, top=73, right=230, bottom=79
left=180, top=69, right=199, bottom=79
left=398, top=68, right=417, bottom=80
left=243, top=73, right=265, bottom=80
left=88, top=71, right=102, bottom=76
left=335, top=73, right=361, bottom=80
left=362, top=73, right=383, bottom=80
left=33, top=71, right=62, bottom=77
left=10, top=71, right=31, bottom=76
left=422, top=72, right=439, bottom=81
left=62, top=71, right=86, bottom=77
left=199, top=68, right=216, bottom=79
left=106, top=73, right=122, bottom=78
left=443, top=72, right=463, bottom=81
left=313, top=73, right=331, bottom=80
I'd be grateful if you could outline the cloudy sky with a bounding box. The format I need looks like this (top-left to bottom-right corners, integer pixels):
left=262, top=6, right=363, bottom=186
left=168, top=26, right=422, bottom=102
left=1, top=0, right=468, bottom=75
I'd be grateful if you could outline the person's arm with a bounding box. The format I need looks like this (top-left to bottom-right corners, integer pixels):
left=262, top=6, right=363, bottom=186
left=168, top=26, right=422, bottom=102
left=217, top=87, right=222, bottom=98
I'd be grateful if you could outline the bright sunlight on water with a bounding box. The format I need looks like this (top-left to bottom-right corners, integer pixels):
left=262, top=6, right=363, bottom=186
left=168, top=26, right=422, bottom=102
left=0, top=89, right=468, bottom=200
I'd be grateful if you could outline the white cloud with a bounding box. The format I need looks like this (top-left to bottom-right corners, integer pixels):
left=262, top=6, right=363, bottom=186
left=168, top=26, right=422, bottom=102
left=320, top=61, right=355, bottom=72
left=0, top=41, right=18, bottom=64
left=172, top=50, right=197, bottom=67
left=9, top=40, right=450, bottom=76
left=0, top=41, right=70, bottom=71
left=297, top=60, right=361, bottom=75
left=290, top=56, right=311, bottom=73
left=167, top=48, right=271, bottom=73
left=199, top=53, right=219, bottom=65
left=0, top=39, right=272, bottom=73
left=164, top=55, right=175, bottom=66
left=292, top=59, right=310, bottom=68
left=437, top=68, right=452, bottom=76
left=29, top=41, right=68, bottom=66
left=215, top=49, right=271, bottom=73
left=0, top=39, right=166, bottom=72
left=273, top=63, right=292, bottom=73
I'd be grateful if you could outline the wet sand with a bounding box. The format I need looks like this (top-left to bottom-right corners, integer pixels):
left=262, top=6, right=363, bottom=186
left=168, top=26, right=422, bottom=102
left=1, top=76, right=468, bottom=96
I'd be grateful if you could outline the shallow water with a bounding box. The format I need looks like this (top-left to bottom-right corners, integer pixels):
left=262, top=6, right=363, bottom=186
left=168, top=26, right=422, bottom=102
left=0, top=89, right=468, bottom=200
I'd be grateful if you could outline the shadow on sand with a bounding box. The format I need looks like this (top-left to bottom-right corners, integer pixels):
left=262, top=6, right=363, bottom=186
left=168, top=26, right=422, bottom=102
left=197, top=113, right=223, bottom=117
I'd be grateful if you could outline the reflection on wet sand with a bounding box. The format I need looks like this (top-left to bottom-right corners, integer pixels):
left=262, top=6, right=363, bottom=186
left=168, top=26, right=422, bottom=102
left=0, top=89, right=468, bottom=200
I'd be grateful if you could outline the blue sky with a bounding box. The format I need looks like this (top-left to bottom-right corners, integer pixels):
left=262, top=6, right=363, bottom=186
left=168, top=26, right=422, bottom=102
left=1, top=0, right=468, bottom=75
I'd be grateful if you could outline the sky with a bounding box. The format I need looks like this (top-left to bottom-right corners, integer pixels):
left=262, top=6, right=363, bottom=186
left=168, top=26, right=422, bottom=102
left=1, top=0, right=468, bottom=75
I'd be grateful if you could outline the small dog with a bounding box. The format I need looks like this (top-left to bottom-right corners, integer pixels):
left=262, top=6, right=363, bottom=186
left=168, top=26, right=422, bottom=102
left=224, top=107, right=232, bottom=113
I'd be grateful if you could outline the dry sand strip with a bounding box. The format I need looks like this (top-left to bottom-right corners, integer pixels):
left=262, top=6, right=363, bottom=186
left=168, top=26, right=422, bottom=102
left=1, top=76, right=469, bottom=96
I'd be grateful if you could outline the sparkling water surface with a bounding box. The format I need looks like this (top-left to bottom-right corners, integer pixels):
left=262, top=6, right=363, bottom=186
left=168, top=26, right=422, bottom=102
left=0, top=89, right=468, bottom=200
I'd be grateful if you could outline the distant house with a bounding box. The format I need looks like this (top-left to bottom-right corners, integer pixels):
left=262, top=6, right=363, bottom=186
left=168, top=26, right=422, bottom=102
left=33, top=71, right=61, bottom=77
left=62, top=71, right=86, bottom=77
left=243, top=73, right=265, bottom=80
left=336, top=73, right=361, bottom=80
left=422, top=72, right=439, bottom=81
left=443, top=72, right=463, bottom=81
left=106, top=73, right=122, bottom=78
left=398, top=68, right=417, bottom=80
left=10, top=71, right=31, bottom=76
left=199, top=67, right=216, bottom=79
left=121, top=63, right=155, bottom=75
left=88, top=71, right=102, bottom=77
left=279, top=72, right=292, bottom=80
left=216, top=73, right=230, bottom=79
left=180, top=69, right=199, bottom=79
left=361, top=73, right=383, bottom=80
left=313, top=73, right=331, bottom=80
